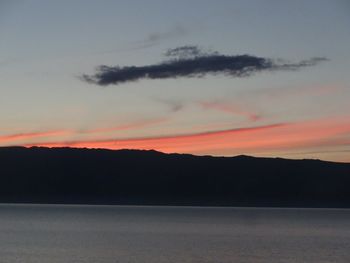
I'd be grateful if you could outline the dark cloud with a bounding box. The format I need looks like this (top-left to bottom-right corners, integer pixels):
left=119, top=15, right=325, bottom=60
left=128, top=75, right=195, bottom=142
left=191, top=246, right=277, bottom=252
left=165, top=45, right=208, bottom=58
left=82, top=46, right=328, bottom=86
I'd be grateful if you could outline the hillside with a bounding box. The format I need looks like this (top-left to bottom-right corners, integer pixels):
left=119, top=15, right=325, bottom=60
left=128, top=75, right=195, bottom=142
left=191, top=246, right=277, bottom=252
left=0, top=146, right=349, bottom=207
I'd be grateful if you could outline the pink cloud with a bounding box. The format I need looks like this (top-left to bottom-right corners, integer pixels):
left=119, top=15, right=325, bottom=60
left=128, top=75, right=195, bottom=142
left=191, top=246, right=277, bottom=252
left=198, top=101, right=261, bottom=121
left=0, top=130, right=68, bottom=144
left=24, top=116, right=350, bottom=162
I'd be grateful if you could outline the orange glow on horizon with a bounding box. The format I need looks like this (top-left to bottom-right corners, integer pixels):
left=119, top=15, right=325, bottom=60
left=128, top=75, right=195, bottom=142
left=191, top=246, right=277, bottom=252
left=21, top=117, right=350, bottom=161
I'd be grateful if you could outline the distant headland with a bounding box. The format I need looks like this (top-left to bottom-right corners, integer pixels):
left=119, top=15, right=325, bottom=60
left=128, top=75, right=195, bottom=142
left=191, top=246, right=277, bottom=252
left=0, top=146, right=349, bottom=208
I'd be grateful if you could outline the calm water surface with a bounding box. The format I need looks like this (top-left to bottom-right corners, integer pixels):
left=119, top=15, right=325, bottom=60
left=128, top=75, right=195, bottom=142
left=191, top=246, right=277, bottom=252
left=0, top=204, right=349, bottom=263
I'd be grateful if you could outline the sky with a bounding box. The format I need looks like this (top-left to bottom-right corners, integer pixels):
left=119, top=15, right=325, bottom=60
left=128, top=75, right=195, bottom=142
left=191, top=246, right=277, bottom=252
left=1, top=0, right=350, bottom=162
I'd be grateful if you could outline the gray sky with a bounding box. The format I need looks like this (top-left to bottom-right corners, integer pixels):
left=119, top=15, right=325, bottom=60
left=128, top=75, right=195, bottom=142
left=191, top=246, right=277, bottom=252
left=1, top=0, right=350, bottom=161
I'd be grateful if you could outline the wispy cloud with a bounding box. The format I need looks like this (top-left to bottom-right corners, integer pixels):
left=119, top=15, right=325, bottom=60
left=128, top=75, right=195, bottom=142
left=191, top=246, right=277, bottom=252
left=0, top=118, right=168, bottom=146
left=154, top=98, right=185, bottom=113
left=82, top=45, right=328, bottom=86
left=0, top=130, right=68, bottom=144
left=25, top=123, right=287, bottom=150
left=198, top=101, right=261, bottom=121
left=135, top=26, right=187, bottom=49
left=80, top=117, right=168, bottom=134
left=248, top=84, right=343, bottom=100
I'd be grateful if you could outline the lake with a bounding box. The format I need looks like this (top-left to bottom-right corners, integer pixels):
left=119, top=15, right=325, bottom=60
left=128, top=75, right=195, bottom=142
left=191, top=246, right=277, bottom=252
left=0, top=204, right=349, bottom=263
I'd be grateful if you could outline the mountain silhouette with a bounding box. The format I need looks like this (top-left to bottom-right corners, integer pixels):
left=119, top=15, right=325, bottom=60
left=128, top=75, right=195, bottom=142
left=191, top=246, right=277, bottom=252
left=0, top=146, right=349, bottom=207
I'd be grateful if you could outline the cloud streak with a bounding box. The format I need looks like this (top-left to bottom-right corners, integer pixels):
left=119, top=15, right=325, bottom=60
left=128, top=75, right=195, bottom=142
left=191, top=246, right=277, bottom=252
left=0, top=130, right=67, bottom=144
left=82, top=46, right=328, bottom=86
left=0, top=119, right=167, bottom=146
left=80, top=117, right=168, bottom=134
left=25, top=123, right=287, bottom=150
left=136, top=26, right=187, bottom=49
left=198, top=101, right=261, bottom=121
left=24, top=117, right=350, bottom=161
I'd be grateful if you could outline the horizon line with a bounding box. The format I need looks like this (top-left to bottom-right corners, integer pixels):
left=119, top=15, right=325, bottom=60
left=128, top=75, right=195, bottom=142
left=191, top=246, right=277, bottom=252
left=0, top=145, right=348, bottom=164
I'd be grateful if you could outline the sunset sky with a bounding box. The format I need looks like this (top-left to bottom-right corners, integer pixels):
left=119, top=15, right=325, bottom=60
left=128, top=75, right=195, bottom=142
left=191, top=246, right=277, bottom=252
left=1, top=0, right=350, bottom=162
